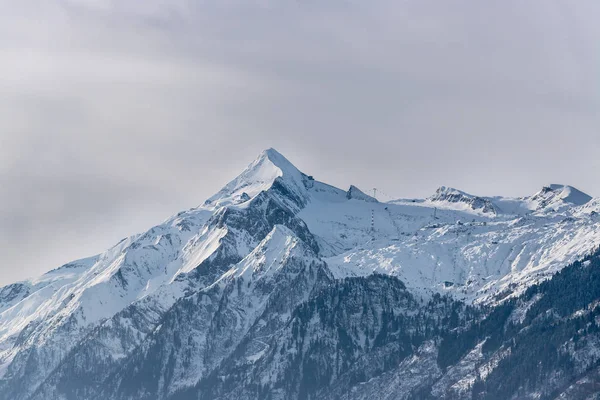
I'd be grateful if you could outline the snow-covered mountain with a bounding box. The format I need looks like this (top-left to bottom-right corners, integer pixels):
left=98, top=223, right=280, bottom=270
left=1, top=148, right=599, bottom=400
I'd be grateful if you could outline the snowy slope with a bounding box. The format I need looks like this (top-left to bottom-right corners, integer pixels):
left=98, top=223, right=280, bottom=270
left=0, top=208, right=223, bottom=398
left=92, top=224, right=330, bottom=400
left=0, top=148, right=598, bottom=400
left=0, top=149, right=323, bottom=399
left=294, top=178, right=598, bottom=304
left=322, top=205, right=600, bottom=303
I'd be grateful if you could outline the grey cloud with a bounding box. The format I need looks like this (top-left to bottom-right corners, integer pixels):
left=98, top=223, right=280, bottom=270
left=1, top=0, right=599, bottom=284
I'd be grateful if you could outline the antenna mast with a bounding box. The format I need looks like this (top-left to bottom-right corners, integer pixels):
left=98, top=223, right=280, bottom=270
left=371, top=209, right=375, bottom=233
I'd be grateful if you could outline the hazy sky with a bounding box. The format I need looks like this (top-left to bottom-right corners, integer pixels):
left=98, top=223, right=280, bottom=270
left=1, top=0, right=600, bottom=285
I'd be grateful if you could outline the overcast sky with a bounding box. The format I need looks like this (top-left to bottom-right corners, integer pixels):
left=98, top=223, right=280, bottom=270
left=1, top=0, right=599, bottom=285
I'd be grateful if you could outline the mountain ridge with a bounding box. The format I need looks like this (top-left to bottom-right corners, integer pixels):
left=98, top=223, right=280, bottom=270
left=1, top=148, right=599, bottom=400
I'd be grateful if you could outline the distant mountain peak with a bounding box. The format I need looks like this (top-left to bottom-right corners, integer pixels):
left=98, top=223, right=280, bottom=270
left=529, top=184, right=592, bottom=210
left=428, top=186, right=497, bottom=214
left=433, top=186, right=467, bottom=196
left=257, top=148, right=298, bottom=175
left=205, top=148, right=309, bottom=209
left=346, top=185, right=378, bottom=202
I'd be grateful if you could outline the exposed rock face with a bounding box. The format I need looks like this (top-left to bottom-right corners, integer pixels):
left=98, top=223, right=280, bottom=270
left=346, top=185, right=378, bottom=202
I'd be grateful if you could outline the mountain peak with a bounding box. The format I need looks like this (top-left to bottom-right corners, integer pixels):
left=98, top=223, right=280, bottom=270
left=258, top=147, right=298, bottom=174
left=428, top=186, right=497, bottom=214
left=529, top=184, right=592, bottom=210
left=205, top=148, right=308, bottom=209
left=432, top=186, right=468, bottom=197
left=428, top=186, right=475, bottom=202
left=346, top=185, right=378, bottom=202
